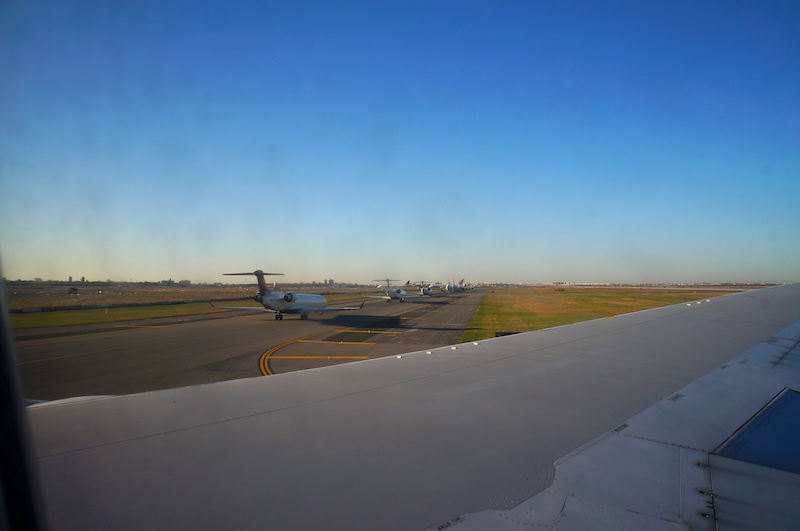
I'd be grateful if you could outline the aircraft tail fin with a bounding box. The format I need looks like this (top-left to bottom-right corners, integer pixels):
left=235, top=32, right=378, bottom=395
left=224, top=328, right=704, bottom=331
left=224, top=270, right=284, bottom=296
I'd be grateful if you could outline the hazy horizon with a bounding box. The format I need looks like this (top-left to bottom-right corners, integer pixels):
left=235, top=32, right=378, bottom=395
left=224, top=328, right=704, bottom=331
left=2, top=276, right=785, bottom=288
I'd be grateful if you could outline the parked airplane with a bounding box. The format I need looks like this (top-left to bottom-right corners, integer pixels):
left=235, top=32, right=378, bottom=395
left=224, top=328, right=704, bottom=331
left=211, top=270, right=363, bottom=320
left=411, top=281, right=435, bottom=296
left=370, top=278, right=425, bottom=302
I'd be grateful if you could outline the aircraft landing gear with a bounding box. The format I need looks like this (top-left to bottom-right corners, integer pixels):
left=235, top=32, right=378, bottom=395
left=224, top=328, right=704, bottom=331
left=300, top=313, right=308, bottom=320
left=275, top=313, right=283, bottom=320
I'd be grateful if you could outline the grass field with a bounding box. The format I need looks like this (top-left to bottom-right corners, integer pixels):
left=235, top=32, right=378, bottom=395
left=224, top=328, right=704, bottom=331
left=9, top=302, right=233, bottom=329
left=7, top=282, right=744, bottom=334
left=459, top=288, right=739, bottom=343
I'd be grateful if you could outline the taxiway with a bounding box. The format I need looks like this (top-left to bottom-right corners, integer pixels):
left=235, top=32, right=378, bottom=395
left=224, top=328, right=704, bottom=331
left=16, top=292, right=483, bottom=401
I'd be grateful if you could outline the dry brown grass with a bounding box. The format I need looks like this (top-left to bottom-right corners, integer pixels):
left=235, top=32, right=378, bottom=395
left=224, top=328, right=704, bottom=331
left=4, top=283, right=253, bottom=310
left=4, top=282, right=367, bottom=311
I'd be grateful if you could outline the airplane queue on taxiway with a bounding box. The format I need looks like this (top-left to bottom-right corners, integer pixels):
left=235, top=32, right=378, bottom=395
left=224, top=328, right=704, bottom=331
left=209, top=270, right=473, bottom=320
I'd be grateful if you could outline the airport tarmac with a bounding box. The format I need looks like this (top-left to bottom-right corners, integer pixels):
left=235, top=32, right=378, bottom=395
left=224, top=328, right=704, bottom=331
left=15, top=291, right=483, bottom=401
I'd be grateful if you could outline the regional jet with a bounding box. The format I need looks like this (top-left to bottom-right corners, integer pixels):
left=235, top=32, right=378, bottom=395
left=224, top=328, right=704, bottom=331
left=444, top=278, right=470, bottom=292
left=211, top=270, right=363, bottom=320
left=369, top=278, right=425, bottom=302
left=7, top=283, right=800, bottom=530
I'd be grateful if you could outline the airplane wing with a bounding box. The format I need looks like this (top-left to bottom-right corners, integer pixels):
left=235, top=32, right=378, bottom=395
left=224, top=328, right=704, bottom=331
left=16, top=283, right=800, bottom=530
left=299, top=300, right=365, bottom=312
left=208, top=301, right=365, bottom=312
left=208, top=302, right=276, bottom=312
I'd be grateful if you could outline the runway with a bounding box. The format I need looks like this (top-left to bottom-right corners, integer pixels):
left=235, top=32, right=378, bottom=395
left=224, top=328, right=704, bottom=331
left=15, top=291, right=483, bottom=401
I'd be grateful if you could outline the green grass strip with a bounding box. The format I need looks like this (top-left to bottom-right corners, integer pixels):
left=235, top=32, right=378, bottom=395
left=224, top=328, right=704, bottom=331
left=459, top=288, right=734, bottom=343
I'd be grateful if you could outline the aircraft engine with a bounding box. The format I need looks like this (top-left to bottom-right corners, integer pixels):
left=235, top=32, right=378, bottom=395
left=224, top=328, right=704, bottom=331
left=254, top=292, right=264, bottom=303
left=283, top=292, right=298, bottom=303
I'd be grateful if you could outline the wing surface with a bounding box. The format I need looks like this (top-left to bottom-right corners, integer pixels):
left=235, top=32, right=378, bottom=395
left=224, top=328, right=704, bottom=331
left=24, top=283, right=800, bottom=531
left=208, top=301, right=364, bottom=313
left=305, top=304, right=364, bottom=312
left=208, top=302, right=274, bottom=312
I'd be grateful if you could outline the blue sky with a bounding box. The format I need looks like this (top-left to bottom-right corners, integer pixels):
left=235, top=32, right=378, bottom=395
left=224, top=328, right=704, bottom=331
left=1, top=1, right=798, bottom=284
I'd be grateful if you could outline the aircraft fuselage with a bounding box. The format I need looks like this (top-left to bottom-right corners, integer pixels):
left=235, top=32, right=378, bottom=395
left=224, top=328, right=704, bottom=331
left=386, top=288, right=408, bottom=301
left=257, top=291, right=328, bottom=313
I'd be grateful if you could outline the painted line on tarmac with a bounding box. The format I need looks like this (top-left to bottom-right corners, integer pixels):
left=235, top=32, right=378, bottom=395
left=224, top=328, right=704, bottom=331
left=297, top=339, right=376, bottom=345
left=260, top=304, right=423, bottom=375
left=259, top=330, right=330, bottom=376
left=333, top=329, right=401, bottom=334
left=269, top=356, right=369, bottom=359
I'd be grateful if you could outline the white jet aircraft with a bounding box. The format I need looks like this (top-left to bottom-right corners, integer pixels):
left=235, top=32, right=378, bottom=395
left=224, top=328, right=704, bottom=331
left=410, top=281, right=435, bottom=296
left=211, top=270, right=363, bottom=320
left=369, top=278, right=425, bottom=302
left=444, top=278, right=470, bottom=292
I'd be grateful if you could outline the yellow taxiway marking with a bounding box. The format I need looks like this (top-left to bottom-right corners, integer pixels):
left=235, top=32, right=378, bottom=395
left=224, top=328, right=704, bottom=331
left=260, top=329, right=379, bottom=375
left=260, top=303, right=421, bottom=375
left=260, top=330, right=330, bottom=376
left=297, top=339, right=376, bottom=345
left=269, top=356, right=369, bottom=359
left=332, top=329, right=401, bottom=334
